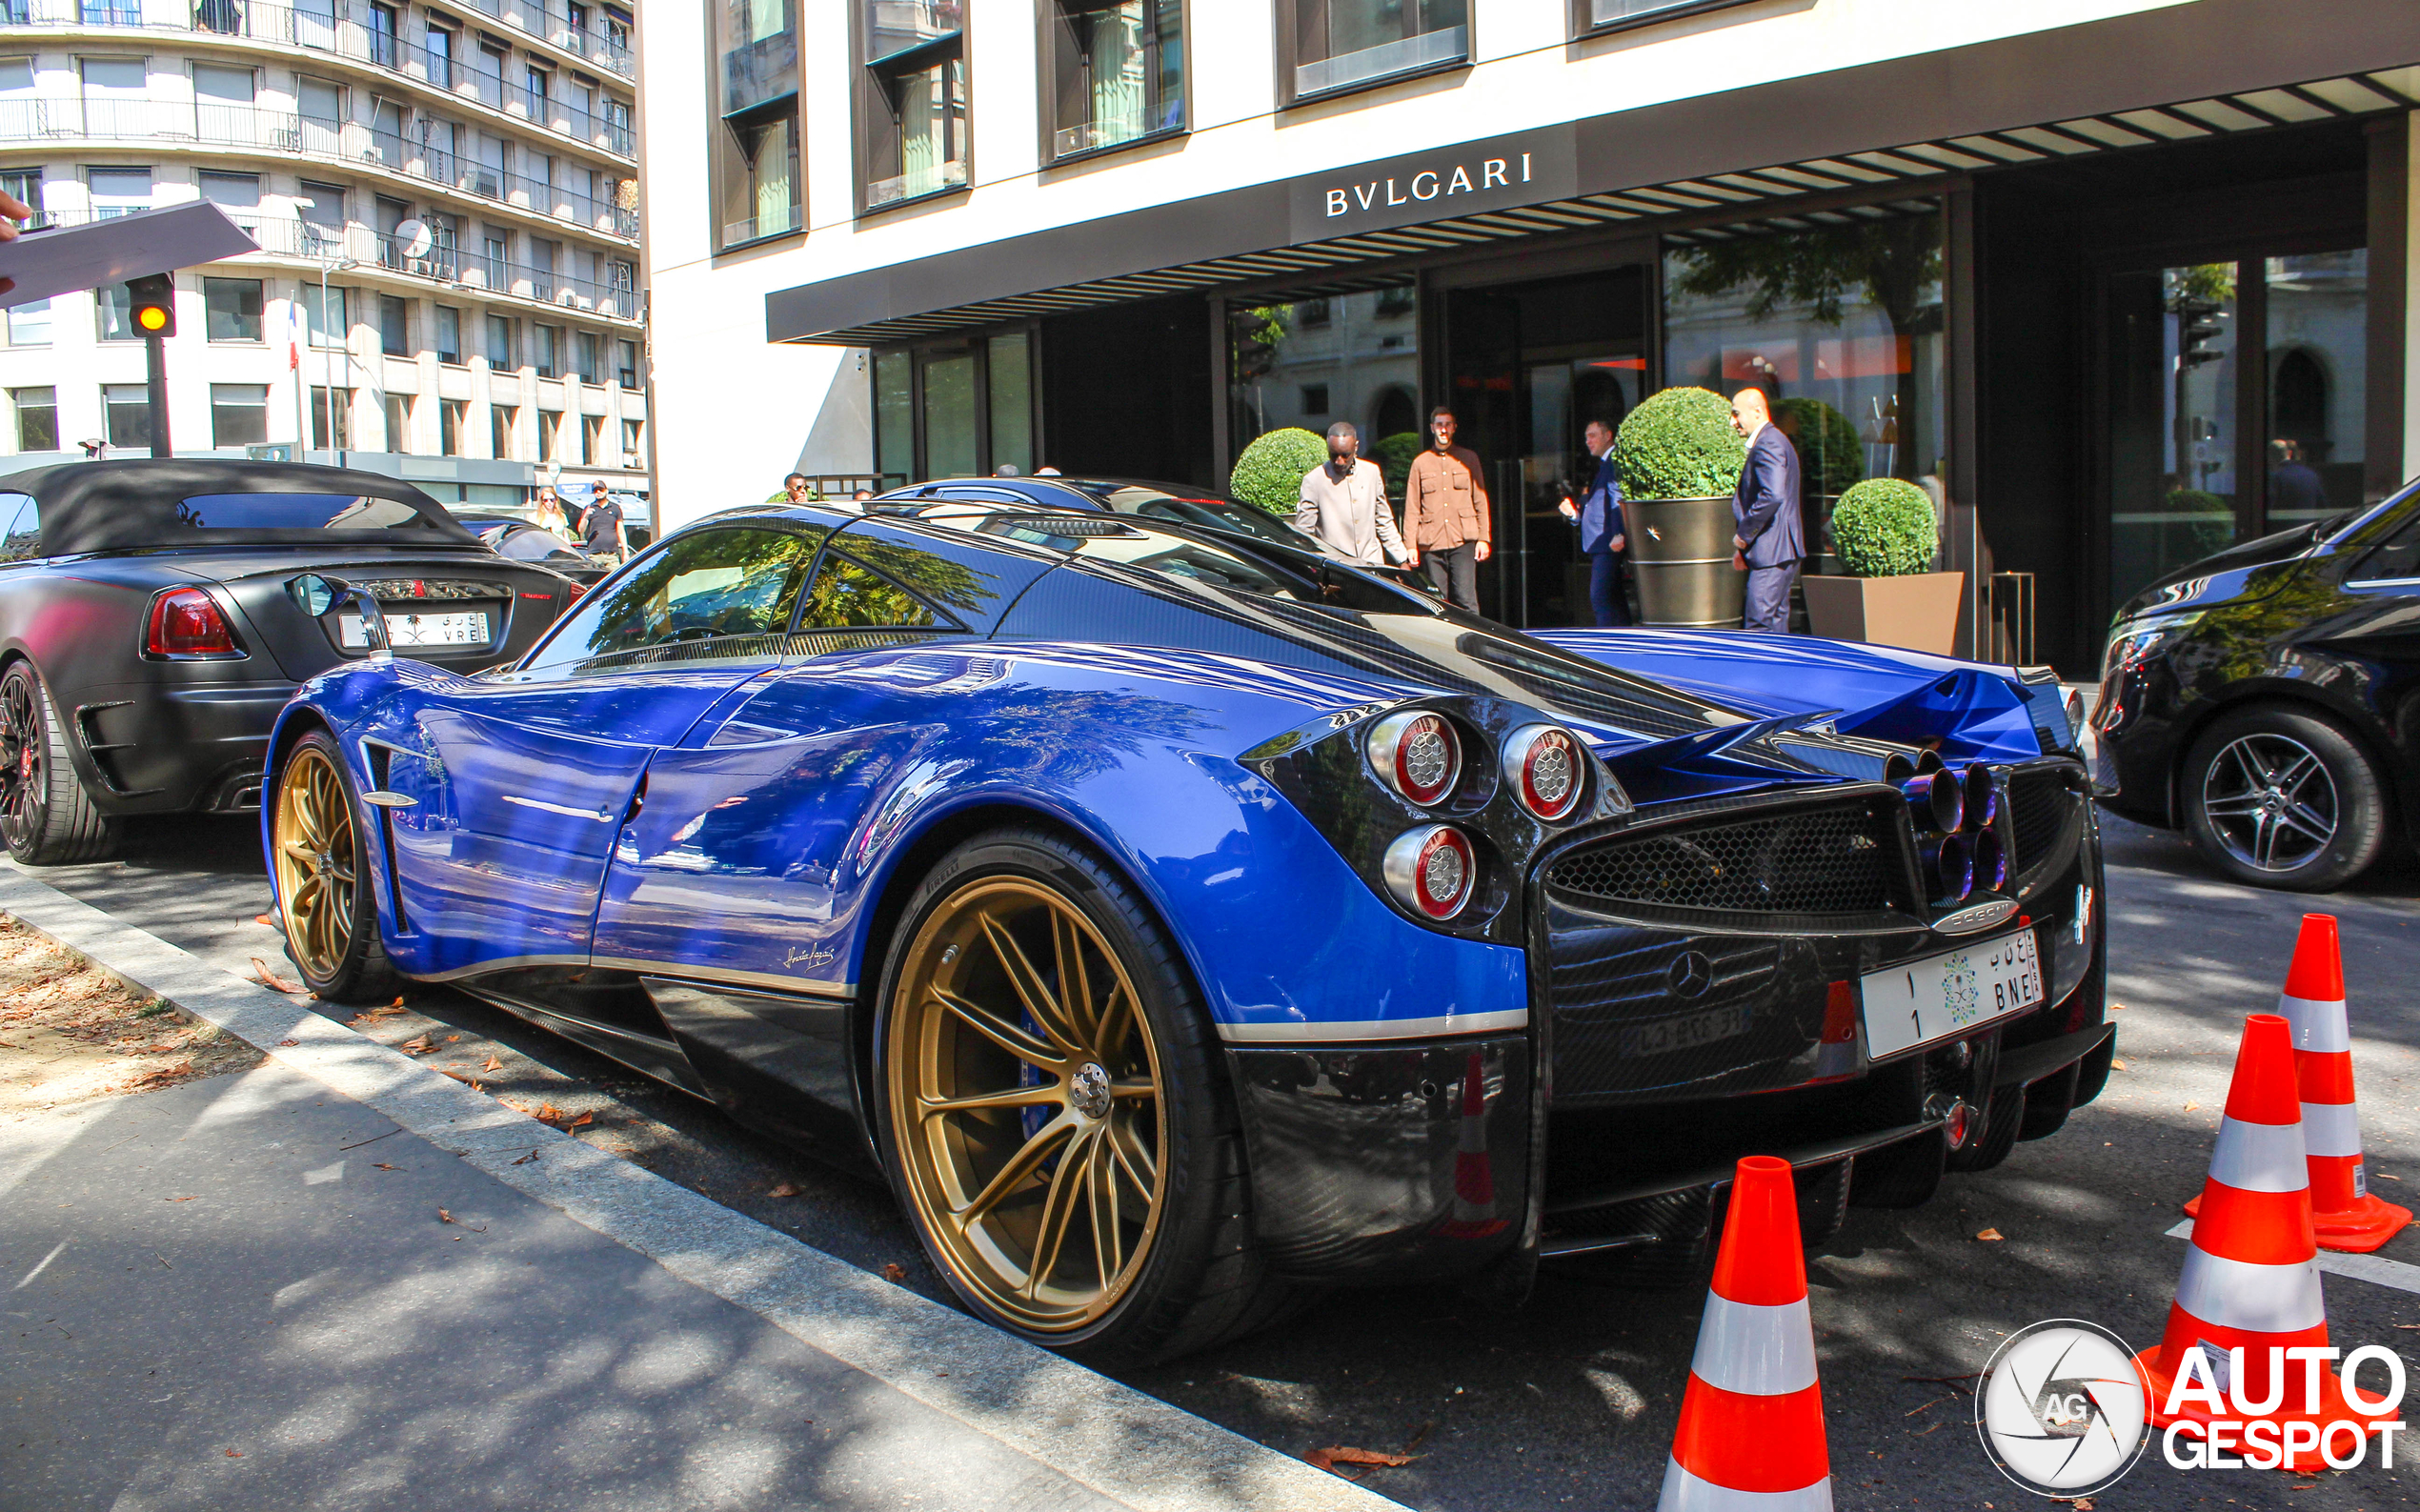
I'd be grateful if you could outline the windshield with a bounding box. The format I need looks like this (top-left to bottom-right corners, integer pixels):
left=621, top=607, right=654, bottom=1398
left=176, top=492, right=449, bottom=531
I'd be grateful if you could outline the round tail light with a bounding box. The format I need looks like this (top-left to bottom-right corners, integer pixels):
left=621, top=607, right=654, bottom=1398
left=1502, top=724, right=1584, bottom=821
left=1960, top=763, right=1998, bottom=831
left=1973, top=829, right=2009, bottom=893
left=1925, top=835, right=1973, bottom=903
left=1367, top=711, right=1462, bottom=806
left=1383, top=824, right=1477, bottom=920
left=1902, top=770, right=1964, bottom=835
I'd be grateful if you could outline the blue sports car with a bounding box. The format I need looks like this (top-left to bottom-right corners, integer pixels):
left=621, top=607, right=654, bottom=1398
left=262, top=495, right=2109, bottom=1362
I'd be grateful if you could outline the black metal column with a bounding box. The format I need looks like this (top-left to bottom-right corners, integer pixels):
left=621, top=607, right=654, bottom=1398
left=144, top=329, right=171, bottom=459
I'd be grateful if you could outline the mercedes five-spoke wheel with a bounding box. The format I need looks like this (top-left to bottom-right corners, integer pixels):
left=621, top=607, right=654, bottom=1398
left=0, top=659, right=116, bottom=865
left=876, top=830, right=1295, bottom=1364
left=2185, top=707, right=2385, bottom=892
left=271, top=730, right=396, bottom=1001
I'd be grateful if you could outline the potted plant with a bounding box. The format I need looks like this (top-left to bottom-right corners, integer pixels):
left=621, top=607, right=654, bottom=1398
left=1771, top=396, right=1865, bottom=574
left=1229, top=427, right=1331, bottom=516
left=1800, top=476, right=1963, bottom=653
left=1614, top=387, right=1747, bottom=628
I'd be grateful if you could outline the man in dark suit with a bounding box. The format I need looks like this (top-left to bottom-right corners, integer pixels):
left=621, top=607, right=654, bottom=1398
left=1556, top=417, right=1628, bottom=626
left=1729, top=386, right=1805, bottom=635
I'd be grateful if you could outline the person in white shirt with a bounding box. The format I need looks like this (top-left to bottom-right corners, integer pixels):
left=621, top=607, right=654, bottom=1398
left=1293, top=421, right=1407, bottom=568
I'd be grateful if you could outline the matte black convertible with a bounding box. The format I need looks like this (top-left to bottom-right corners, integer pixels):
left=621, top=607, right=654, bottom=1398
left=0, top=460, right=578, bottom=863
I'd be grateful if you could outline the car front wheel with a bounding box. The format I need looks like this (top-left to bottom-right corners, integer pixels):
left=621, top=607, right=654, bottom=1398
left=270, top=730, right=397, bottom=1003
left=874, top=828, right=1297, bottom=1365
left=0, top=659, right=118, bottom=865
left=2183, top=706, right=2387, bottom=891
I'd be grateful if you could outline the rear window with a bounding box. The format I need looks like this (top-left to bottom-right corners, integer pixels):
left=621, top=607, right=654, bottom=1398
left=177, top=493, right=449, bottom=531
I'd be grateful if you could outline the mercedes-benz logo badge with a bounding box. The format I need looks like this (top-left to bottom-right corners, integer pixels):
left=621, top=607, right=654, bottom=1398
left=1666, top=951, right=1713, bottom=999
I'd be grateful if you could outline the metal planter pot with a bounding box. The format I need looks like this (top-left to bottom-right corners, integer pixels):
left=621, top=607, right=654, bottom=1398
left=1626, top=495, right=1744, bottom=629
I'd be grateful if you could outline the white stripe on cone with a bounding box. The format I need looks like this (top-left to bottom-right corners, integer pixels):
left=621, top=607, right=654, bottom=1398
left=2207, top=1118, right=2313, bottom=1193
left=1658, top=1459, right=1835, bottom=1512
left=1687, top=1295, right=1820, bottom=1397
left=2277, top=993, right=2352, bottom=1054
left=2302, top=1100, right=2363, bottom=1160
left=2172, top=1247, right=2326, bottom=1334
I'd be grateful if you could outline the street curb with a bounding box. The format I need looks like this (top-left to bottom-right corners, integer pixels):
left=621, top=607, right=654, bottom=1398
left=0, top=867, right=1400, bottom=1512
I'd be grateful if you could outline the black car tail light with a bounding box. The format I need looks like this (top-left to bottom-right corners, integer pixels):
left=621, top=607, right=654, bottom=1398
left=1502, top=723, right=1584, bottom=821
left=144, top=587, right=240, bottom=658
left=1383, top=824, right=1475, bottom=919
left=1367, top=711, right=1462, bottom=806
left=1902, top=770, right=1963, bottom=834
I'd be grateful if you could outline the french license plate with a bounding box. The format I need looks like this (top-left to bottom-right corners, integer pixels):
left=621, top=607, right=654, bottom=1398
left=1861, top=930, right=2044, bottom=1060
left=340, top=610, right=491, bottom=648
left=1620, top=1002, right=1753, bottom=1058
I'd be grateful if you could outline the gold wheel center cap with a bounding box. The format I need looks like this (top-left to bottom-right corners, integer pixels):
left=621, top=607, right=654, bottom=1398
left=1069, top=1061, right=1112, bottom=1121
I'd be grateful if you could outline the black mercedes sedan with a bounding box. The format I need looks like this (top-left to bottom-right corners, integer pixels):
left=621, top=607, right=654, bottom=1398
left=2093, top=479, right=2420, bottom=890
left=0, top=459, right=581, bottom=864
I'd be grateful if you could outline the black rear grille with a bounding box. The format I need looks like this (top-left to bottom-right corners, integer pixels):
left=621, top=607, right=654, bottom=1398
left=2007, top=770, right=2072, bottom=876
left=1545, top=800, right=1901, bottom=918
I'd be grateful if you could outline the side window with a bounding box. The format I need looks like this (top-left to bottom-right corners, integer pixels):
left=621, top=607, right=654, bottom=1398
left=523, top=525, right=822, bottom=671
left=0, top=493, right=36, bottom=561
left=798, top=549, right=942, bottom=630
left=2351, top=509, right=2420, bottom=583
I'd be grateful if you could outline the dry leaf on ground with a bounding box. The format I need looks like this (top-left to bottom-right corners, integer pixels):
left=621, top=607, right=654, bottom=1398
left=252, top=914, right=274, bottom=927
left=482, top=1055, right=503, bottom=1072
left=372, top=1162, right=397, bottom=1171
left=399, top=1035, right=434, bottom=1056
left=0, top=919, right=257, bottom=1116
left=769, top=1181, right=802, bottom=1199
left=248, top=958, right=305, bottom=995
left=1974, top=1228, right=2005, bottom=1242
left=2184, top=1101, right=2200, bottom=1112
left=1305, top=1446, right=1416, bottom=1478
left=2109, top=1058, right=2128, bottom=1070
left=880, top=1261, right=908, bottom=1281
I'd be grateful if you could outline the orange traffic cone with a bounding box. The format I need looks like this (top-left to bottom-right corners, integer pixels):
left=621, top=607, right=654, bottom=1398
left=1440, top=1051, right=1505, bottom=1239
left=2138, top=1014, right=2396, bottom=1469
left=1660, top=1156, right=1830, bottom=1512
left=2183, top=915, right=2410, bottom=1252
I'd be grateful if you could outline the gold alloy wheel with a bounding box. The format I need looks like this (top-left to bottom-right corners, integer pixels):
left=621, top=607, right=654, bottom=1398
left=888, top=877, right=1167, bottom=1334
left=272, top=745, right=358, bottom=983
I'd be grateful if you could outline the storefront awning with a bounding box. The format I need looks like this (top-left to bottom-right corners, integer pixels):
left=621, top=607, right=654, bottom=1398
left=768, top=0, right=2420, bottom=347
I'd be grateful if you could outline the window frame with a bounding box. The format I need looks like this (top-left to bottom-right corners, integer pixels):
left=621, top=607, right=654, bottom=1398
left=201, top=275, right=264, bottom=343
left=1271, top=0, right=1472, bottom=109
left=851, top=1, right=972, bottom=216
left=710, top=0, right=807, bottom=251
left=1037, top=0, right=1187, bottom=167
left=1568, top=0, right=1762, bottom=39
left=871, top=323, right=1040, bottom=483
left=209, top=382, right=270, bottom=449
left=11, top=387, right=59, bottom=453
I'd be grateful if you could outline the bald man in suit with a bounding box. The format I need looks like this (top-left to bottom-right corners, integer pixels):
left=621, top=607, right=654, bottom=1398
left=1729, top=387, right=1805, bottom=635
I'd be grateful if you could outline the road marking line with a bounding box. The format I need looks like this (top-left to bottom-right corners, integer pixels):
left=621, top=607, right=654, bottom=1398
left=2167, top=1218, right=2420, bottom=1296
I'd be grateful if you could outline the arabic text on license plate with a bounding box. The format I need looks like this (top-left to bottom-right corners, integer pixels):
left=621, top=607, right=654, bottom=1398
left=1619, top=1002, right=1752, bottom=1058
left=341, top=611, right=491, bottom=648
left=1860, top=930, right=2043, bottom=1061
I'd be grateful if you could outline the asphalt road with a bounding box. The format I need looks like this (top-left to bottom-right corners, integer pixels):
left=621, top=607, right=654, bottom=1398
left=12, top=810, right=2420, bottom=1512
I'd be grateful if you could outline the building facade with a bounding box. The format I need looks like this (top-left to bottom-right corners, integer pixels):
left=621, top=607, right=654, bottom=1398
left=640, top=0, right=2420, bottom=675
left=0, top=0, right=650, bottom=514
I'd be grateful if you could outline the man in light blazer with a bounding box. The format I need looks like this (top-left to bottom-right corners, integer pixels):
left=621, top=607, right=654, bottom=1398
left=1729, top=386, right=1805, bottom=635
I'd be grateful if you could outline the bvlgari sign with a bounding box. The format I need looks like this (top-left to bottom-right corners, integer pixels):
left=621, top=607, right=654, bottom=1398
left=1287, top=128, right=1579, bottom=244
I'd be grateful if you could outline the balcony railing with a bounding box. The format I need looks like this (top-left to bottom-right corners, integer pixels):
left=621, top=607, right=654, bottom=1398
left=3, top=0, right=634, bottom=75
left=0, top=96, right=639, bottom=244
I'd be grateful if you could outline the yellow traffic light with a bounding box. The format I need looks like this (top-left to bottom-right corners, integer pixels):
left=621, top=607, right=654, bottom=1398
left=125, top=273, right=175, bottom=339
left=137, top=304, right=169, bottom=332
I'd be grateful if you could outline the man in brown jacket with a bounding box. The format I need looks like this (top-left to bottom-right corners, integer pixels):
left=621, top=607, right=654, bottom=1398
left=1402, top=407, right=1491, bottom=613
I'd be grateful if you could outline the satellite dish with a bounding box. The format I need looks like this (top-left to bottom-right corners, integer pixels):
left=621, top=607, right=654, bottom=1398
left=395, top=218, right=434, bottom=259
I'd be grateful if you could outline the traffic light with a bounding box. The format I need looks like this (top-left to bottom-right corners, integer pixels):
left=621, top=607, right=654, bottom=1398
left=126, top=272, right=175, bottom=339
left=2176, top=298, right=2225, bottom=370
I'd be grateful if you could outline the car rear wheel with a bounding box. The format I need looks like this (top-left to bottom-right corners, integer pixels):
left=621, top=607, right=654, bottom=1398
left=2184, top=706, right=2386, bottom=892
left=271, top=730, right=397, bottom=1004
left=875, top=829, right=1297, bottom=1365
left=0, top=660, right=118, bottom=866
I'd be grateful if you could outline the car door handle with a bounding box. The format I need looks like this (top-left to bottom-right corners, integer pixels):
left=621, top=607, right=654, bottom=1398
left=361, top=790, right=417, bottom=808
left=502, top=794, right=615, bottom=821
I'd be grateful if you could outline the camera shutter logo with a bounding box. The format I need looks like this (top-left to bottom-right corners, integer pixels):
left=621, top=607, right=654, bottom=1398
left=1975, top=1320, right=2151, bottom=1494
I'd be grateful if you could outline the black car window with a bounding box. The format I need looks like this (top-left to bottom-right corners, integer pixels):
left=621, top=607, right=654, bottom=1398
left=2351, top=510, right=2420, bottom=583
left=0, top=493, right=36, bottom=562
left=797, top=550, right=944, bottom=630
left=176, top=492, right=448, bottom=531
left=1099, top=486, right=1305, bottom=547
left=522, top=525, right=825, bottom=673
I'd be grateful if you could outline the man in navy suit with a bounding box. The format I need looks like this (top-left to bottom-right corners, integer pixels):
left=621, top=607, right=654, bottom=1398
left=1729, top=386, right=1805, bottom=635
left=1556, top=417, right=1628, bottom=626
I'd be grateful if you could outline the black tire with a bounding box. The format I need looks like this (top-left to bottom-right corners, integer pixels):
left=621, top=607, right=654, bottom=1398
left=2183, top=705, right=2388, bottom=892
left=0, top=659, right=118, bottom=865
left=269, top=729, right=399, bottom=1005
left=871, top=827, right=1296, bottom=1366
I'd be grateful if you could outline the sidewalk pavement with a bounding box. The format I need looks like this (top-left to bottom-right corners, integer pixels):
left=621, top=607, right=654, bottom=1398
left=0, top=871, right=1397, bottom=1512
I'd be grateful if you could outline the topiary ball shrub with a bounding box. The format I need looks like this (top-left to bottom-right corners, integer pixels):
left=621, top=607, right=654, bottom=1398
left=1616, top=387, right=1745, bottom=501
left=1830, top=477, right=1939, bottom=577
left=1371, top=431, right=1422, bottom=503
left=1772, top=397, right=1865, bottom=500
left=1229, top=427, right=1331, bottom=515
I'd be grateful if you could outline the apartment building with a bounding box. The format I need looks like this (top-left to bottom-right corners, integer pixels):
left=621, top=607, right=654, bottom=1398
left=0, top=0, right=649, bottom=514
left=638, top=0, right=2420, bottom=675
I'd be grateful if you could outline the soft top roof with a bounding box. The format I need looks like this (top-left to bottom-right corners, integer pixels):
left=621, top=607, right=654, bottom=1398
left=0, top=458, right=479, bottom=555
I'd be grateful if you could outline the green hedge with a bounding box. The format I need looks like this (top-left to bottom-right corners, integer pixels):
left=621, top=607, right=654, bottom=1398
left=1230, top=427, right=1330, bottom=515
left=1772, top=397, right=1865, bottom=500
left=1371, top=431, right=1422, bottom=503
left=1830, top=477, right=1938, bottom=577
left=1616, top=387, right=1744, bottom=501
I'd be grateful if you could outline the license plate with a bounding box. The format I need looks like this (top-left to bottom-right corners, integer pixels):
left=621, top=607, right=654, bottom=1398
left=1620, top=1002, right=1753, bottom=1058
left=1861, top=930, right=2044, bottom=1060
left=340, top=610, right=491, bottom=648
